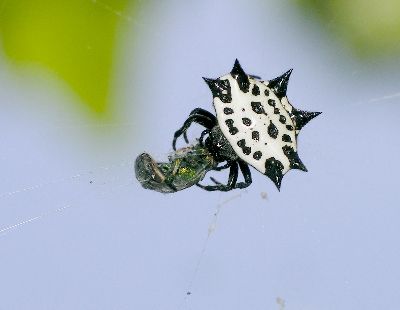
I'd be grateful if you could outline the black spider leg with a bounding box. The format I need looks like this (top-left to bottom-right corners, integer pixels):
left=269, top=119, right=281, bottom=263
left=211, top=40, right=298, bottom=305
left=209, top=177, right=222, bottom=184
left=196, top=161, right=239, bottom=192
left=211, top=160, right=251, bottom=188
left=188, top=108, right=216, bottom=143
left=198, top=129, right=210, bottom=147
left=183, top=108, right=216, bottom=144
left=189, top=107, right=217, bottom=120
left=183, top=132, right=189, bottom=144
left=172, top=108, right=216, bottom=151
left=210, top=161, right=233, bottom=184
left=235, top=160, right=252, bottom=189
left=198, top=160, right=252, bottom=192
left=249, top=74, right=261, bottom=80
left=213, top=161, right=232, bottom=171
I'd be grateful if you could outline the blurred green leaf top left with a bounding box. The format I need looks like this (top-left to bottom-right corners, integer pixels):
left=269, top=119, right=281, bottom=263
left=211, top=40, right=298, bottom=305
left=0, top=0, right=133, bottom=117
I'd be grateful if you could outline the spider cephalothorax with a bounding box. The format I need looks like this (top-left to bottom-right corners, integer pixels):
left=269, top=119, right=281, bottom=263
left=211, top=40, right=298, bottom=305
left=172, top=59, right=321, bottom=191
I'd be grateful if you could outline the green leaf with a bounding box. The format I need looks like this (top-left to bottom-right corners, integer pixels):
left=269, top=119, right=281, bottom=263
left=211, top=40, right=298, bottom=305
left=0, top=0, right=134, bottom=116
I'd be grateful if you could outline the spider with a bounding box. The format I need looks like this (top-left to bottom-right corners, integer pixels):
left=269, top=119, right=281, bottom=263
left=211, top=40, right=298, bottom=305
left=171, top=59, right=321, bottom=191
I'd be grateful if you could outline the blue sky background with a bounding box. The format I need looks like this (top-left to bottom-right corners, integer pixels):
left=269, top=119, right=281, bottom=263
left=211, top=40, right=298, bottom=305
left=1, top=0, right=400, bottom=309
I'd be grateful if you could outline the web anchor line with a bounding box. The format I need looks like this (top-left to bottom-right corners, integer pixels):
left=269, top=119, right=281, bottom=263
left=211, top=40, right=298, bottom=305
left=0, top=171, right=132, bottom=238
left=0, top=160, right=131, bottom=200
left=178, top=192, right=245, bottom=310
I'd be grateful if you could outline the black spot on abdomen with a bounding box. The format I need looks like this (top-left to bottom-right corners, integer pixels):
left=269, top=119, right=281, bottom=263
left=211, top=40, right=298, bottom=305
left=251, top=101, right=264, bottom=114
left=268, top=121, right=279, bottom=139
left=223, top=107, right=234, bottom=115
left=243, top=148, right=251, bottom=155
left=268, top=99, right=276, bottom=107
left=279, top=115, right=286, bottom=124
left=282, top=134, right=292, bottom=143
left=252, top=84, right=260, bottom=96
left=242, top=118, right=252, bottom=126
left=225, top=119, right=238, bottom=135
left=253, top=151, right=262, bottom=160
left=286, top=124, right=294, bottom=131
left=237, top=139, right=251, bottom=155
left=230, top=128, right=238, bottom=135
left=252, top=131, right=260, bottom=141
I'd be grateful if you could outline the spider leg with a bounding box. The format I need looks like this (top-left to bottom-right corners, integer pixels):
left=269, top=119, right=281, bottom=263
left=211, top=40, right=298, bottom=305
left=187, top=109, right=216, bottom=142
left=196, top=162, right=238, bottom=192
left=206, top=161, right=251, bottom=190
left=183, top=132, right=189, bottom=144
left=172, top=109, right=216, bottom=150
left=249, top=74, right=261, bottom=80
left=232, top=160, right=252, bottom=189
left=189, top=108, right=217, bottom=121
left=210, top=162, right=232, bottom=184
left=198, top=129, right=210, bottom=147
left=213, top=161, right=232, bottom=171
left=210, top=177, right=221, bottom=185
left=183, top=115, right=214, bottom=146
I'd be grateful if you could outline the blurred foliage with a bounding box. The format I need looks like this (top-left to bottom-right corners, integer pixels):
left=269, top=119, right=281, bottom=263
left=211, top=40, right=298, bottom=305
left=0, top=0, right=135, bottom=117
left=296, top=0, right=400, bottom=58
